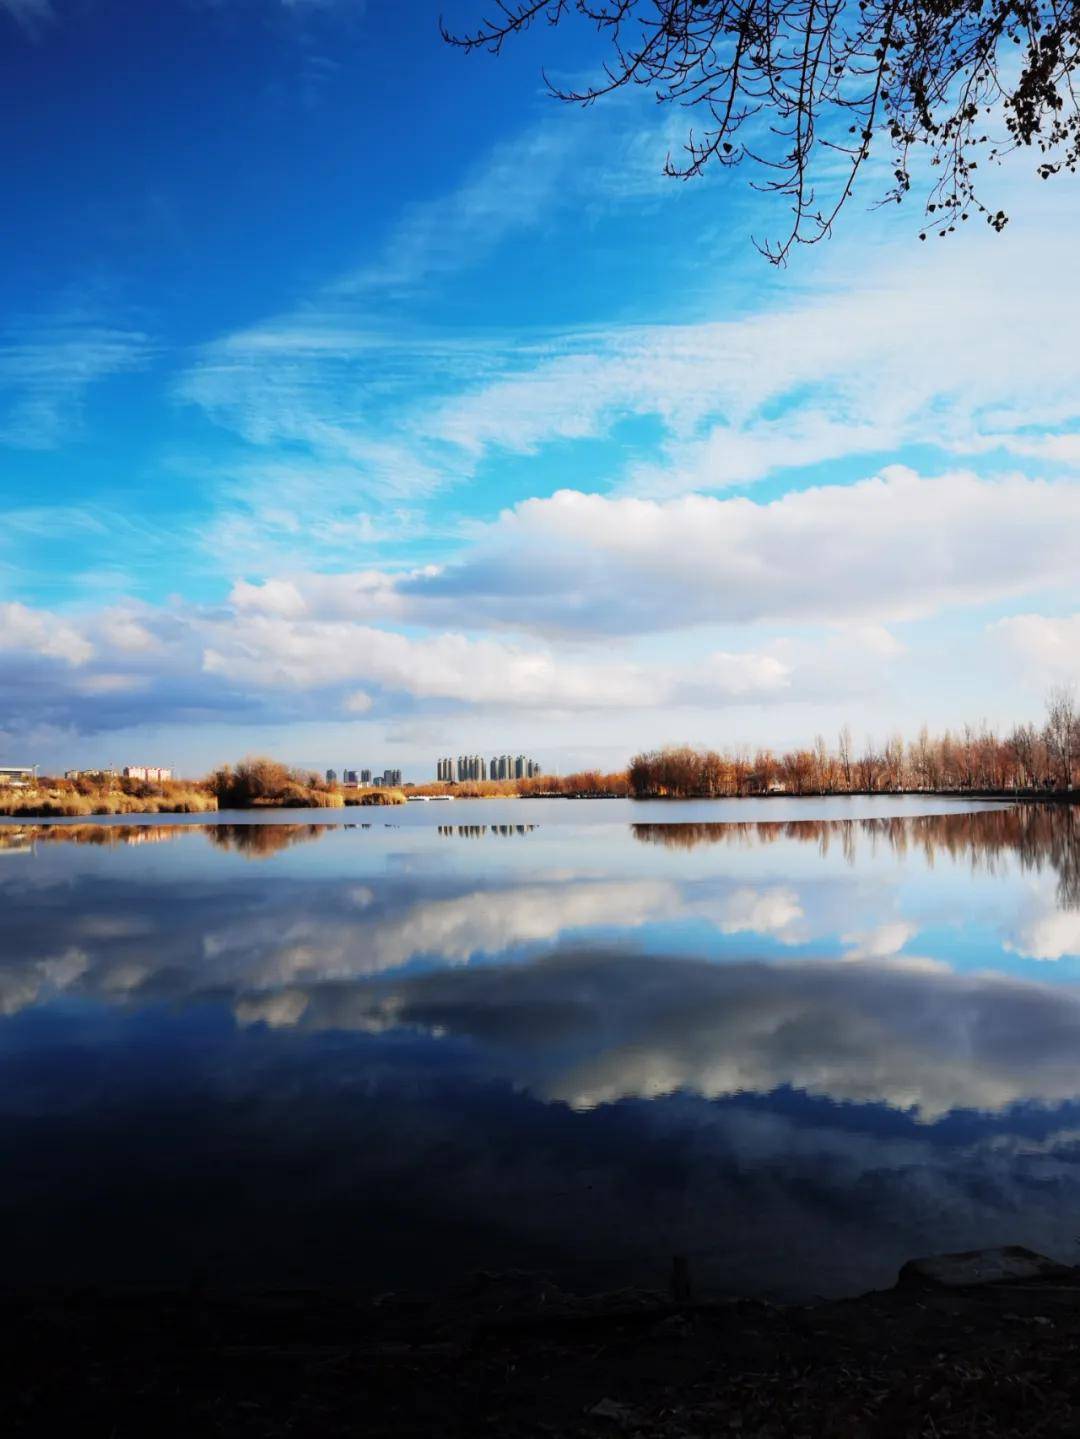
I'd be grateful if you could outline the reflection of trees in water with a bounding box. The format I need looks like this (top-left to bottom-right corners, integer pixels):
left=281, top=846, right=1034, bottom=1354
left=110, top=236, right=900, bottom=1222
left=633, top=806, right=1080, bottom=910
left=0, top=822, right=334, bottom=859
left=0, top=824, right=191, bottom=850
left=437, top=824, right=538, bottom=838
left=203, top=824, right=331, bottom=858
left=2, top=818, right=542, bottom=857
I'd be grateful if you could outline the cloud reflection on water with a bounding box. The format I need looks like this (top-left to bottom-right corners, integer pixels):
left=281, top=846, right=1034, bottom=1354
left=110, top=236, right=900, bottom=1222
left=2, top=806, right=1080, bottom=1127
left=294, top=948, right=1080, bottom=1120
left=4, top=804, right=1080, bottom=1297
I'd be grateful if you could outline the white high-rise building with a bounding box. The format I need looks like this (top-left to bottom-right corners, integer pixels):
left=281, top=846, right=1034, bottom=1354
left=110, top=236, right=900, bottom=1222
left=439, top=752, right=539, bottom=782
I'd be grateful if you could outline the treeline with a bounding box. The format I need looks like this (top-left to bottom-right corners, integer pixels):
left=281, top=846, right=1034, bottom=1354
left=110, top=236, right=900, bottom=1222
left=633, top=805, right=1080, bottom=906
left=629, top=690, right=1080, bottom=799
left=410, top=770, right=629, bottom=799
left=207, top=757, right=405, bottom=808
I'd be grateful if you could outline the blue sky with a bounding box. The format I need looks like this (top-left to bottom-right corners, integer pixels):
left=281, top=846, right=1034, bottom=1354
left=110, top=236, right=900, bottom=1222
left=3, top=0, right=1080, bottom=777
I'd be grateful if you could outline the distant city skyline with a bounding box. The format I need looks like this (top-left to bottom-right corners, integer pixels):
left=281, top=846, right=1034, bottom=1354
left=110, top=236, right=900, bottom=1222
left=437, top=754, right=542, bottom=783
left=328, top=766, right=401, bottom=787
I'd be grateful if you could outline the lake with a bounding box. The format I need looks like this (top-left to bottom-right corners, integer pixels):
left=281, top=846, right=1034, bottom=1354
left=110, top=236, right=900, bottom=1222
left=3, top=795, right=1080, bottom=1301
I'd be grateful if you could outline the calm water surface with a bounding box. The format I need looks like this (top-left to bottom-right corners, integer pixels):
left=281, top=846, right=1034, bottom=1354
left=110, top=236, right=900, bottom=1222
left=4, top=796, right=1080, bottom=1300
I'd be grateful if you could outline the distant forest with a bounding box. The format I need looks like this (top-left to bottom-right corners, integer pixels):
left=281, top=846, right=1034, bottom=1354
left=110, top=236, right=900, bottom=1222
left=628, top=689, right=1080, bottom=799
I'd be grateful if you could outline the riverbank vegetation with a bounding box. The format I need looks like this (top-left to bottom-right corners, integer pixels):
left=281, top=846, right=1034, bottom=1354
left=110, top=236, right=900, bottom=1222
left=629, top=692, right=1080, bottom=799
left=206, top=758, right=344, bottom=809
left=409, top=770, right=629, bottom=799
left=205, top=758, right=404, bottom=808
left=0, top=756, right=409, bottom=818
left=0, top=774, right=217, bottom=819
left=5, top=691, right=1078, bottom=817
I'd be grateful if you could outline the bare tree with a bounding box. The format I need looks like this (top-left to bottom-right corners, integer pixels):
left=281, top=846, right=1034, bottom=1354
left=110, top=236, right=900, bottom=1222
left=444, top=0, right=1080, bottom=260
left=883, top=731, right=907, bottom=791
left=1044, top=684, right=1079, bottom=790
left=837, top=724, right=853, bottom=789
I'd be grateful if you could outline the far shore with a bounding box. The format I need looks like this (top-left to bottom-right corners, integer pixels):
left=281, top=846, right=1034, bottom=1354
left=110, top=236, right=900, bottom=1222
left=3, top=741, right=1079, bottom=821
left=2, top=785, right=1078, bottom=824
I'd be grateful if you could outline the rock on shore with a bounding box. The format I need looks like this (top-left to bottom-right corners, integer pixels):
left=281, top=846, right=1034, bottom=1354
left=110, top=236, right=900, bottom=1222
left=9, top=1249, right=1080, bottom=1436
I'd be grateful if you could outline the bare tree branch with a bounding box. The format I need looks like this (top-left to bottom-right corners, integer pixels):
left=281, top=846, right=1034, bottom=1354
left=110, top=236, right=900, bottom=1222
left=442, top=0, right=1080, bottom=260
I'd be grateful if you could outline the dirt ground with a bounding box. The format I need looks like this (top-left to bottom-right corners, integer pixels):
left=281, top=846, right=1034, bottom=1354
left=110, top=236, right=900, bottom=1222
left=8, top=1253, right=1080, bottom=1437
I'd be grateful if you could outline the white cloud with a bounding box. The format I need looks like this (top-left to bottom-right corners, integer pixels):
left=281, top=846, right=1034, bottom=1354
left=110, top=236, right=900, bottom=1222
left=244, top=949, right=1080, bottom=1122
left=230, top=570, right=411, bottom=622
left=0, top=601, right=92, bottom=665
left=193, top=878, right=679, bottom=996
left=0, top=591, right=793, bottom=737
left=0, top=946, right=86, bottom=1018
left=98, top=611, right=158, bottom=654
left=1010, top=910, right=1080, bottom=962
left=709, top=886, right=805, bottom=942
left=843, top=921, right=918, bottom=961
left=201, top=613, right=790, bottom=710
left=73, top=673, right=147, bottom=696
left=356, top=880, right=672, bottom=973
left=216, top=468, right=1080, bottom=640
left=234, top=990, right=310, bottom=1028
left=135, top=87, right=1080, bottom=611
left=994, top=613, right=1080, bottom=689
left=1006, top=888, right=1080, bottom=962
left=6, top=462, right=1080, bottom=739
left=408, top=468, right=1080, bottom=634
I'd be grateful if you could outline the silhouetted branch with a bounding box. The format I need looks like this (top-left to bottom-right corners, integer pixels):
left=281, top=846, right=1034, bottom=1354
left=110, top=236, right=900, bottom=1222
left=444, top=0, right=1080, bottom=259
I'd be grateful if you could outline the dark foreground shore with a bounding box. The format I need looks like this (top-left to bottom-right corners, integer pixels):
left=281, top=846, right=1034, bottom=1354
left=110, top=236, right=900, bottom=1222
left=8, top=1247, right=1080, bottom=1437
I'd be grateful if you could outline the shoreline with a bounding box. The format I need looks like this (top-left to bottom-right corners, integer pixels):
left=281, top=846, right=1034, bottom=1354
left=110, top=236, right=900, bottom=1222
left=11, top=1247, right=1080, bottom=1435
left=1, top=786, right=1076, bottom=824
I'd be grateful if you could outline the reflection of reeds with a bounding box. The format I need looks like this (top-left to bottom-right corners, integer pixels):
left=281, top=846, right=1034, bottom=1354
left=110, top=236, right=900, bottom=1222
left=0, top=821, right=338, bottom=859
left=204, top=824, right=331, bottom=857
left=0, top=823, right=194, bottom=849
left=632, top=806, right=1080, bottom=909
left=0, top=785, right=217, bottom=819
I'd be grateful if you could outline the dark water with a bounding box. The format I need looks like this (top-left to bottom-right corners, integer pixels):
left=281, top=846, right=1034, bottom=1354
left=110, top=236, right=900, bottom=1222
left=4, top=797, right=1080, bottom=1301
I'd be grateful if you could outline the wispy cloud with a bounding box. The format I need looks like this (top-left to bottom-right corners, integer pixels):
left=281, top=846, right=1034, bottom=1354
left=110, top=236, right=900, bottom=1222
left=0, top=311, right=151, bottom=449
left=0, top=0, right=54, bottom=35
left=172, top=100, right=724, bottom=545
left=175, top=324, right=472, bottom=500
left=337, top=96, right=706, bottom=299
left=175, top=167, right=1080, bottom=608
left=415, top=230, right=1080, bottom=494
left=342, top=120, right=584, bottom=297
